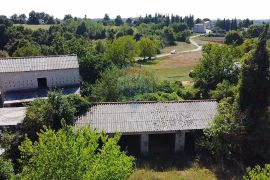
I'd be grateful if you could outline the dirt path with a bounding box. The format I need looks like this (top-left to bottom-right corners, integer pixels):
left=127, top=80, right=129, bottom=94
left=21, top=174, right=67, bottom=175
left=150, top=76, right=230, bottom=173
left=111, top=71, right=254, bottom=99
left=156, top=35, right=203, bottom=59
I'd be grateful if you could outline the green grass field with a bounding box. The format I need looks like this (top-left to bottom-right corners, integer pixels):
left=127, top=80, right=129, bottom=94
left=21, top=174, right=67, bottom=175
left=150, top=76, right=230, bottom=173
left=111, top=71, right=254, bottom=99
left=145, top=65, right=193, bottom=82
left=129, top=166, right=217, bottom=180
left=160, top=42, right=197, bottom=54
left=142, top=50, right=201, bottom=82
left=14, top=24, right=51, bottom=30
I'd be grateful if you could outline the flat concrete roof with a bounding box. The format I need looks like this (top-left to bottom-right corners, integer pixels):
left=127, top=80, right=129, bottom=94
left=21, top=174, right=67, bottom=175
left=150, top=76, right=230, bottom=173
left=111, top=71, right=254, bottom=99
left=0, top=107, right=27, bottom=126
left=3, top=86, right=80, bottom=106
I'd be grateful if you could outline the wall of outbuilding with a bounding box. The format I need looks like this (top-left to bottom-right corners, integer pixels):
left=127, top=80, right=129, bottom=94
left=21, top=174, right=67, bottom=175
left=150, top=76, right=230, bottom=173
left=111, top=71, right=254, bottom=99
left=0, top=68, right=80, bottom=92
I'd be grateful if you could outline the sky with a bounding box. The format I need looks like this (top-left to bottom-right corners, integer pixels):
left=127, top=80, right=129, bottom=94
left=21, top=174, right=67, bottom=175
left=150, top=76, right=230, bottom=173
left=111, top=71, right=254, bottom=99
left=0, top=0, right=269, bottom=20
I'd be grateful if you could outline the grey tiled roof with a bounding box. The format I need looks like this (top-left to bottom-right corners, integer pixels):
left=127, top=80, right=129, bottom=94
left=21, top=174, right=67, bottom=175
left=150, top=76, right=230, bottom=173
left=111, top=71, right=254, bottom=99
left=0, top=107, right=26, bottom=126
left=0, top=55, right=79, bottom=73
left=76, top=101, right=218, bottom=134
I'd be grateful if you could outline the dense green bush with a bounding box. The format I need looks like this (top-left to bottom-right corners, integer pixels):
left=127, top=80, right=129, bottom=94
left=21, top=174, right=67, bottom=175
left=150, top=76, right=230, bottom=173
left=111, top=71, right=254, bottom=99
left=91, top=67, right=159, bottom=102
left=177, top=86, right=199, bottom=100
left=244, top=164, right=270, bottom=180
left=192, top=44, right=243, bottom=98
left=19, top=127, right=134, bottom=180
left=0, top=156, right=14, bottom=180
left=134, top=92, right=181, bottom=101
left=22, top=92, right=88, bottom=141
left=225, top=31, right=244, bottom=45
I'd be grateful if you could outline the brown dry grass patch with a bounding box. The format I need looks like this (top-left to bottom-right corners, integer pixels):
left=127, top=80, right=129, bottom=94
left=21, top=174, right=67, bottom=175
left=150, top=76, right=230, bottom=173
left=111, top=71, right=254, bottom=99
left=157, top=51, right=202, bottom=69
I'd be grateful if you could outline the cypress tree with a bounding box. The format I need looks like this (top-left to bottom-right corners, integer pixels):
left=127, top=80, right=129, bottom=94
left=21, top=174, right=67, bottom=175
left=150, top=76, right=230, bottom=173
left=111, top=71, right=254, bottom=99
left=238, top=24, right=270, bottom=164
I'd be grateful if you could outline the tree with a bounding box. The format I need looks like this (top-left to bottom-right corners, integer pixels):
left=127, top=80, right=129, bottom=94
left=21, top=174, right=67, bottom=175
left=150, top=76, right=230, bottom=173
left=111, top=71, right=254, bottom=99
left=192, top=44, right=243, bottom=97
left=115, top=15, right=124, bottom=26
left=65, top=94, right=91, bottom=116
left=49, top=33, right=68, bottom=55
left=138, top=37, right=158, bottom=60
left=19, top=127, right=134, bottom=180
left=18, top=14, right=27, bottom=24
left=244, top=164, right=270, bottom=180
left=90, top=67, right=122, bottom=102
left=76, top=22, right=88, bottom=36
left=225, top=31, right=244, bottom=45
left=126, top=18, right=133, bottom=24
left=63, top=14, right=73, bottom=21
left=106, top=36, right=138, bottom=67
left=10, top=14, right=19, bottom=24
left=162, top=27, right=176, bottom=46
left=79, top=52, right=113, bottom=83
left=246, top=24, right=264, bottom=38
left=13, top=44, right=41, bottom=57
left=0, top=131, right=23, bottom=173
left=0, top=156, right=14, bottom=180
left=27, top=11, right=39, bottom=24
left=199, top=25, right=270, bottom=167
left=102, top=13, right=111, bottom=26
left=170, top=22, right=189, bottom=33
left=238, top=24, right=270, bottom=163
left=21, top=91, right=77, bottom=141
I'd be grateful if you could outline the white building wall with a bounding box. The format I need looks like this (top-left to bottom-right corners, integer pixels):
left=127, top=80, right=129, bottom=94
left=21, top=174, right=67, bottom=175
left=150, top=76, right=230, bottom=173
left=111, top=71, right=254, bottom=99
left=193, top=24, right=206, bottom=33
left=0, top=68, right=80, bottom=92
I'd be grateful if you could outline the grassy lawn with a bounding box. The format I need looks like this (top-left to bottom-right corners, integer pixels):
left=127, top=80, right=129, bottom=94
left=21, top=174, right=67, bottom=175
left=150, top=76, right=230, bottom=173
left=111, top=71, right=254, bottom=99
left=129, top=166, right=217, bottom=180
left=14, top=24, right=51, bottom=30
left=142, top=51, right=201, bottom=82
left=160, top=42, right=197, bottom=54
left=129, top=154, right=217, bottom=180
left=148, top=66, right=193, bottom=82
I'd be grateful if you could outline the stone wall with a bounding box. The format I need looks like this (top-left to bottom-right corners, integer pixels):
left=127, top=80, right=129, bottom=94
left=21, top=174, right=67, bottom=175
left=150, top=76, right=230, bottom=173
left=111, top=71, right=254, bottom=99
left=0, top=68, right=80, bottom=92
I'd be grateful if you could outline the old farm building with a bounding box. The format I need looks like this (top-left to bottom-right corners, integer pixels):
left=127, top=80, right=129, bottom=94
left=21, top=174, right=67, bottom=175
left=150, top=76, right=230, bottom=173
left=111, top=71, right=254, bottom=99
left=76, top=101, right=218, bottom=155
left=0, top=55, right=80, bottom=107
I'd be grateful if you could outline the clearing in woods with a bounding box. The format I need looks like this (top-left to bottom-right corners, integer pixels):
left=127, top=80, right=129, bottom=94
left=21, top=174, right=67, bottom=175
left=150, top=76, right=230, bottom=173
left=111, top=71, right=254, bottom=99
left=142, top=51, right=202, bottom=82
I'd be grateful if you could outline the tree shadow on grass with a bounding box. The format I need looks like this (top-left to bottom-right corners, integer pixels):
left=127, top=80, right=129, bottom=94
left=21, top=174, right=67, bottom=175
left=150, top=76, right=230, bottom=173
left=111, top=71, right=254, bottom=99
left=135, top=153, right=196, bottom=171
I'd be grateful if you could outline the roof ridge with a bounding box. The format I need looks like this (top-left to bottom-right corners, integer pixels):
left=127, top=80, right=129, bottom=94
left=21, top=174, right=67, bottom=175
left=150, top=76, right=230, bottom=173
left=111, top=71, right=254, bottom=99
left=93, top=100, right=217, bottom=105
left=0, top=54, right=77, bottom=60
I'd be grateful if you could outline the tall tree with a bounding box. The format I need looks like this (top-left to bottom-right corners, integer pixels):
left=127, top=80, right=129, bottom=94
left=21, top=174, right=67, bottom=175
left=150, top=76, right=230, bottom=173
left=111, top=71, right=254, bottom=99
left=225, top=31, right=243, bottom=45
left=106, top=36, right=138, bottom=67
left=238, top=24, right=270, bottom=163
left=102, top=13, right=111, bottom=26
left=115, top=15, right=124, bottom=26
left=138, top=37, right=158, bottom=60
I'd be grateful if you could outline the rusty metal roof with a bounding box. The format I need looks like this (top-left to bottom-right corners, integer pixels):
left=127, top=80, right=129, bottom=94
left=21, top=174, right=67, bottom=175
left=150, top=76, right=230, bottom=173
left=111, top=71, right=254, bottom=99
left=76, top=101, right=218, bottom=134
left=0, top=55, right=79, bottom=73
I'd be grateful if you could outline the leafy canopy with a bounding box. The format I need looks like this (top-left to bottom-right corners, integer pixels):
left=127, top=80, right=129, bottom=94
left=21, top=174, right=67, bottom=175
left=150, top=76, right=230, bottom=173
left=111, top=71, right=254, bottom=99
left=19, top=126, right=134, bottom=180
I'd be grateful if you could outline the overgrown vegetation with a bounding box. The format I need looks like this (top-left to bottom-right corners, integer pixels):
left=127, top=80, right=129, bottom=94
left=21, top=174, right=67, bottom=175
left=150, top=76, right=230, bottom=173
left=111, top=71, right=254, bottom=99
left=19, top=127, right=134, bottom=179
left=197, top=25, right=270, bottom=177
left=0, top=11, right=270, bottom=179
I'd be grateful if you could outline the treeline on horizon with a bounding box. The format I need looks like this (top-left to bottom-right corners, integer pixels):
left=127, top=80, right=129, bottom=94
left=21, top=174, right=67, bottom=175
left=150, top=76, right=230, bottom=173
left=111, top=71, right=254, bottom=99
left=3, top=10, right=264, bottom=28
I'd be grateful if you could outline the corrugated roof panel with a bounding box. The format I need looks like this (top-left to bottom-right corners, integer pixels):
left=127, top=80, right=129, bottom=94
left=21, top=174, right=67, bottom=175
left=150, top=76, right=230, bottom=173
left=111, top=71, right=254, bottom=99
left=76, top=101, right=218, bottom=134
left=0, top=55, right=79, bottom=73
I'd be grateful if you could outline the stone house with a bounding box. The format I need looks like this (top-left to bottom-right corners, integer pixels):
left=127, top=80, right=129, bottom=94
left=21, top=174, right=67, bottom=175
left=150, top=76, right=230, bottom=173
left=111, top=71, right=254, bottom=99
left=0, top=55, right=80, bottom=106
